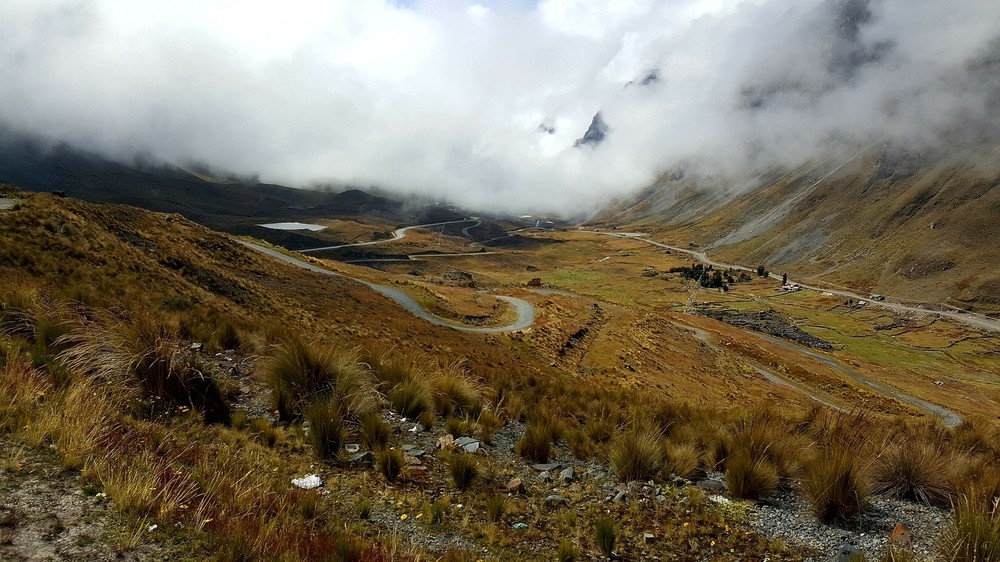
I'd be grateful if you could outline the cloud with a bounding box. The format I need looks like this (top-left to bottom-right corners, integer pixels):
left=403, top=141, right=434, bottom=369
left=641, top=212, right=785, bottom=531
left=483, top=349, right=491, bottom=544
left=0, top=0, right=997, bottom=213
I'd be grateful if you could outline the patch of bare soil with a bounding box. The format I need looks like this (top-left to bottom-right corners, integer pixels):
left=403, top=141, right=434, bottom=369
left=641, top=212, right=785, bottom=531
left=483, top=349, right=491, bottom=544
left=0, top=440, right=166, bottom=561
left=695, top=304, right=834, bottom=350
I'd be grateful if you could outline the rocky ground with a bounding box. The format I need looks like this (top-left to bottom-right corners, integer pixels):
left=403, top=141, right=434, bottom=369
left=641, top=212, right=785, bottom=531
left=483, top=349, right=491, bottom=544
left=0, top=440, right=166, bottom=561
left=749, top=487, right=948, bottom=561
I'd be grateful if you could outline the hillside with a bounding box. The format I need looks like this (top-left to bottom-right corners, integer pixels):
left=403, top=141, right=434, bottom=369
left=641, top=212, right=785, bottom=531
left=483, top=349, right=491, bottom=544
left=594, top=143, right=1000, bottom=316
left=2, top=187, right=999, bottom=561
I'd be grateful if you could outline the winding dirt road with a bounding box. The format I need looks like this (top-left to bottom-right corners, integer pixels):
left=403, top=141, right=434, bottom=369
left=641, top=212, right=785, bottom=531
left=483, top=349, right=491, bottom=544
left=241, top=241, right=534, bottom=333
left=603, top=232, right=1000, bottom=333
left=300, top=218, right=480, bottom=253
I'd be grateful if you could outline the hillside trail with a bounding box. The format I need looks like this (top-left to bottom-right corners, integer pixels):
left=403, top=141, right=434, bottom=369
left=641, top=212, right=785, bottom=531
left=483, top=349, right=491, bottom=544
left=240, top=241, right=534, bottom=334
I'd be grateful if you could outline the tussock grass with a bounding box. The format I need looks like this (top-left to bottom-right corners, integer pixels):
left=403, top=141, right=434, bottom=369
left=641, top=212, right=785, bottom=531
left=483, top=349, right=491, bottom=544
left=448, top=453, right=478, bottom=490
left=557, top=539, right=578, bottom=562
left=725, top=451, right=779, bottom=500
left=264, top=336, right=376, bottom=423
left=388, top=380, right=434, bottom=419
left=360, top=412, right=391, bottom=450
left=476, top=410, right=502, bottom=444
left=484, top=493, right=505, bottom=523
left=595, top=517, right=616, bottom=557
left=940, top=488, right=1000, bottom=562
left=803, top=444, right=872, bottom=523
left=665, top=441, right=702, bottom=480
left=609, top=428, right=663, bottom=482
left=874, top=440, right=955, bottom=507
left=516, top=417, right=559, bottom=463
left=431, top=364, right=483, bottom=418
left=58, top=310, right=230, bottom=424
left=730, top=408, right=799, bottom=479
left=377, top=448, right=404, bottom=483
left=304, top=396, right=347, bottom=461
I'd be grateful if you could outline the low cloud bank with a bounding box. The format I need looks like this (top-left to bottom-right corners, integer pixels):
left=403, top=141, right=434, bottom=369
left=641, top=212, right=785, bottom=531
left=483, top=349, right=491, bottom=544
left=1, top=0, right=997, bottom=213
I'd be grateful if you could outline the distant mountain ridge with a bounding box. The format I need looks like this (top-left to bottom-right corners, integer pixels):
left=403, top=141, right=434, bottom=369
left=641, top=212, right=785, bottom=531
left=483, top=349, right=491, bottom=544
left=0, top=131, right=406, bottom=229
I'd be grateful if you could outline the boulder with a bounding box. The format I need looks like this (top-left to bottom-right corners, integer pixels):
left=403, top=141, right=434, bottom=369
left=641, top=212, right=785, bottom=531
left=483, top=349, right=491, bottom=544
left=537, top=471, right=553, bottom=484
left=505, top=478, right=526, bottom=495
left=696, top=478, right=727, bottom=494
left=544, top=494, right=567, bottom=508
left=347, top=452, right=374, bottom=467
left=837, top=545, right=864, bottom=562
left=559, top=467, right=575, bottom=483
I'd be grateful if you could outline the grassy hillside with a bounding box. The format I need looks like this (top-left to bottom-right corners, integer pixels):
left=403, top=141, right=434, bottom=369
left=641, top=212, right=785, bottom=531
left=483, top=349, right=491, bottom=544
left=597, top=144, right=1000, bottom=315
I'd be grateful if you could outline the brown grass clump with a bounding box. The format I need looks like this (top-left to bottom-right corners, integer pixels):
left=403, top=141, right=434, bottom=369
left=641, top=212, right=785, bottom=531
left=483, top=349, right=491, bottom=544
left=366, top=347, right=424, bottom=388
left=304, top=396, right=347, bottom=461
left=664, top=441, right=702, bottom=480
left=725, top=451, right=779, bottom=500
left=448, top=453, right=478, bottom=490
left=388, top=380, right=434, bottom=419
left=516, top=415, right=561, bottom=463
left=58, top=310, right=230, bottom=424
left=377, top=448, right=404, bottom=483
left=803, top=444, right=872, bottom=523
left=431, top=364, right=483, bottom=418
left=264, top=336, right=376, bottom=423
left=873, top=440, right=955, bottom=507
left=609, top=429, right=663, bottom=482
left=940, top=487, right=1000, bottom=562
left=595, top=516, right=616, bottom=557
left=360, top=412, right=391, bottom=450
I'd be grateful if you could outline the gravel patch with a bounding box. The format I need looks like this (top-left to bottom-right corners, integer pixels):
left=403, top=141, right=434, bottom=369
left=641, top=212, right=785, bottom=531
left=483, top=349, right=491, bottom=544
left=749, top=487, right=949, bottom=561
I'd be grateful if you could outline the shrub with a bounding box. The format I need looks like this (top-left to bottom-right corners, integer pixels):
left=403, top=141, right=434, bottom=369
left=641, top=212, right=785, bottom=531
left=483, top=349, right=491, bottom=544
left=725, top=451, right=779, bottom=500
left=304, top=396, right=346, bottom=461
left=360, top=412, right=391, bottom=450
left=484, top=493, right=505, bottom=523
left=388, top=380, right=433, bottom=420
left=595, top=517, right=616, bottom=557
left=873, top=441, right=955, bottom=507
left=665, top=441, right=702, bottom=479
left=264, top=336, right=375, bottom=423
left=377, top=448, right=404, bottom=483
left=609, top=429, right=663, bottom=482
left=803, top=446, right=871, bottom=523
left=940, top=489, right=1000, bottom=562
left=448, top=454, right=478, bottom=490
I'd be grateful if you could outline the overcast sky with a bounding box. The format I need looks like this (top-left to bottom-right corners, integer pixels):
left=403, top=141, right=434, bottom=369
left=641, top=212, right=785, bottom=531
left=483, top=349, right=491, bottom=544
left=1, top=1, right=998, bottom=213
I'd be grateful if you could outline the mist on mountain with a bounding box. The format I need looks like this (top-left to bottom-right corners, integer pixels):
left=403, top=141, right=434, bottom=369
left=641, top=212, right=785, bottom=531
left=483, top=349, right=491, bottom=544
left=0, top=0, right=997, bottom=214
